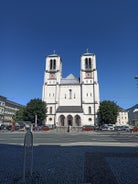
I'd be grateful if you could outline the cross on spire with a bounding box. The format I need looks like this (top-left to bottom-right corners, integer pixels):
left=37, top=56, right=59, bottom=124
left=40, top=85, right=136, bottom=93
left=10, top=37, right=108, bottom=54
left=86, top=48, right=89, bottom=53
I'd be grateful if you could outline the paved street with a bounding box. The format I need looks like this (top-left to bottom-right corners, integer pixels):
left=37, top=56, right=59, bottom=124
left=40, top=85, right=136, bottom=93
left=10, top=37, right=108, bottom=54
left=0, top=130, right=138, bottom=146
left=0, top=130, right=138, bottom=145
left=0, top=130, right=138, bottom=183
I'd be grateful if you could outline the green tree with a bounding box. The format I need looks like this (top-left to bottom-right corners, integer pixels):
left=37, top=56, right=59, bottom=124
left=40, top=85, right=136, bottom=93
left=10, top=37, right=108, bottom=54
left=14, top=108, right=25, bottom=122
left=24, top=98, right=47, bottom=125
left=98, top=100, right=119, bottom=125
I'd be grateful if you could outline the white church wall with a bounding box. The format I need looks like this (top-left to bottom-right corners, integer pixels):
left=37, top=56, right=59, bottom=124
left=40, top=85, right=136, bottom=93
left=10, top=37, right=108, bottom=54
left=59, top=85, right=81, bottom=106
left=81, top=85, right=94, bottom=103
left=44, top=85, right=56, bottom=104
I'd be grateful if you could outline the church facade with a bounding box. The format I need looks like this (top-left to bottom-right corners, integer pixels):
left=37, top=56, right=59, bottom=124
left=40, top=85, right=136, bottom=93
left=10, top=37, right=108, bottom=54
left=42, top=51, right=100, bottom=127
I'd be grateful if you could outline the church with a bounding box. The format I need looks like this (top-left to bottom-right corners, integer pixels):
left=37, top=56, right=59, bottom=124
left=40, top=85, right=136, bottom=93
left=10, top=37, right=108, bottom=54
left=42, top=51, right=100, bottom=127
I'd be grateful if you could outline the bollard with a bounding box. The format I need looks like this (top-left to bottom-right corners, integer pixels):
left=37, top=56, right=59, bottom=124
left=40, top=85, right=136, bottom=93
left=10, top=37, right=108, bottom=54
left=23, top=128, right=33, bottom=183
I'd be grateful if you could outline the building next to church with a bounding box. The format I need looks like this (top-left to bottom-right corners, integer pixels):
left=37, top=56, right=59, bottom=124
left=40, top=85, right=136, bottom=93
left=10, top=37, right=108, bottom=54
left=116, top=110, right=129, bottom=126
left=42, top=51, right=100, bottom=127
left=0, top=95, right=23, bottom=125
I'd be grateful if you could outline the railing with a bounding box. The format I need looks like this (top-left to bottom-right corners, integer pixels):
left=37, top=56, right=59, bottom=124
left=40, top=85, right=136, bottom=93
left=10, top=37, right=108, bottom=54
left=55, top=126, right=82, bottom=133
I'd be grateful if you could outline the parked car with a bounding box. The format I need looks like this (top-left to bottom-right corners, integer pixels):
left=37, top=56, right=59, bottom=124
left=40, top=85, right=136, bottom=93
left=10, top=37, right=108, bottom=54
left=131, top=127, right=138, bottom=133
left=107, top=124, right=114, bottom=130
left=15, top=125, right=20, bottom=131
left=41, top=126, right=50, bottom=131
left=100, top=124, right=114, bottom=131
left=82, top=125, right=94, bottom=131
left=0, top=124, right=6, bottom=130
left=6, top=125, right=12, bottom=130
left=94, top=126, right=100, bottom=131
left=99, top=124, right=107, bottom=131
left=114, top=126, right=122, bottom=131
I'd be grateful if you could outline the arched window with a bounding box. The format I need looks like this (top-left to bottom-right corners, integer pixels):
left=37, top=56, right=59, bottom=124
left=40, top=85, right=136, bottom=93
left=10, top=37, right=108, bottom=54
left=85, top=58, right=92, bottom=69
left=85, top=58, right=89, bottom=69
left=75, top=115, right=81, bottom=126
left=53, top=59, right=56, bottom=69
left=89, top=58, right=92, bottom=69
left=60, top=115, right=65, bottom=126
left=50, top=60, right=52, bottom=70
left=50, top=59, right=56, bottom=70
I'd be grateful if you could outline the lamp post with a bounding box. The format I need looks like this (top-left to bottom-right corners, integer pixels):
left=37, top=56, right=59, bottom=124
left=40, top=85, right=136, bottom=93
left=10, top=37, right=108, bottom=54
left=34, top=114, right=37, bottom=131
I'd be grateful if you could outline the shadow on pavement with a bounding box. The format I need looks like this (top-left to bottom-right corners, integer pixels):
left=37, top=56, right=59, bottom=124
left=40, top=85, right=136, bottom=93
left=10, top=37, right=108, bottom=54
left=0, top=144, right=138, bottom=184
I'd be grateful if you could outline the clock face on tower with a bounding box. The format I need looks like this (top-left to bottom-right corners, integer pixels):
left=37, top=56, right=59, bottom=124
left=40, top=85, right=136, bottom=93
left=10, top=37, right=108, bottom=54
left=49, top=73, right=56, bottom=79
left=85, top=72, right=92, bottom=78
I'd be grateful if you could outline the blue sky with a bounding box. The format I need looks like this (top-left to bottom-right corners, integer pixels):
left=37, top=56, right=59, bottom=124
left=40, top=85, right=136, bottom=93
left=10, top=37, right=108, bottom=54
left=0, top=0, right=138, bottom=109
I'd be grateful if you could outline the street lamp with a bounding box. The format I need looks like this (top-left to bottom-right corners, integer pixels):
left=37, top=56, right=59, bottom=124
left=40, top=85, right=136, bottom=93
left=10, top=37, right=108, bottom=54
left=34, top=114, right=37, bottom=131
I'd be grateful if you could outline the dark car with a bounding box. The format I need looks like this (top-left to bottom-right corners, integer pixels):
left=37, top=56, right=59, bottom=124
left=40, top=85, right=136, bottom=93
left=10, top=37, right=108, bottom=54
left=0, top=124, right=6, bottom=130
left=114, top=126, right=122, bottom=131
left=6, top=125, right=12, bottom=130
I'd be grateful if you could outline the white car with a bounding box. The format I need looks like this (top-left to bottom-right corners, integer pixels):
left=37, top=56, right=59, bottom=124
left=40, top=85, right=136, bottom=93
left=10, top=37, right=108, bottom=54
left=101, top=124, right=114, bottom=131
left=107, top=124, right=114, bottom=130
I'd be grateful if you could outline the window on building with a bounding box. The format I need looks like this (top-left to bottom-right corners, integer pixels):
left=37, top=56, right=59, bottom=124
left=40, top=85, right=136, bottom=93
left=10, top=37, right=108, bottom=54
left=50, top=107, right=52, bottom=114
left=85, top=58, right=92, bottom=69
left=0, top=108, right=2, bottom=113
left=69, top=89, right=72, bottom=99
left=50, top=59, right=53, bottom=70
left=50, top=59, right=56, bottom=70
left=53, top=59, right=56, bottom=69
left=88, top=106, right=91, bottom=114
left=85, top=58, right=89, bottom=69
left=89, top=58, right=92, bottom=69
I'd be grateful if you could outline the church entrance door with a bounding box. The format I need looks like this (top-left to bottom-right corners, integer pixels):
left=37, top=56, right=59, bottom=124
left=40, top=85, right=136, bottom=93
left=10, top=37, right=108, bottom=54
left=75, top=115, right=81, bottom=126
left=67, top=115, right=73, bottom=126
left=59, top=115, right=65, bottom=126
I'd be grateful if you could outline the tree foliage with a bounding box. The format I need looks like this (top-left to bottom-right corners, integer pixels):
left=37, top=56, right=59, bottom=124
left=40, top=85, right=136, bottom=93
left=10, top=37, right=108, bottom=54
left=14, top=107, right=25, bottom=122
left=15, top=98, right=47, bottom=125
left=98, top=100, right=119, bottom=125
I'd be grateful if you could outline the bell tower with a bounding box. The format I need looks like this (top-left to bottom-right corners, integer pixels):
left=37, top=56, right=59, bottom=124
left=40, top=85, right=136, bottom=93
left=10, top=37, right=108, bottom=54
left=42, top=53, right=62, bottom=125
left=44, top=53, right=62, bottom=85
left=80, top=50, right=97, bottom=83
left=80, top=51, right=100, bottom=125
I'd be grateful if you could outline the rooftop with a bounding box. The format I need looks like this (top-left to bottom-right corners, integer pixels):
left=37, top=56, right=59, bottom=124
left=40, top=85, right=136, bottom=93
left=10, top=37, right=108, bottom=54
left=61, top=74, right=80, bottom=85
left=56, top=106, right=83, bottom=113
